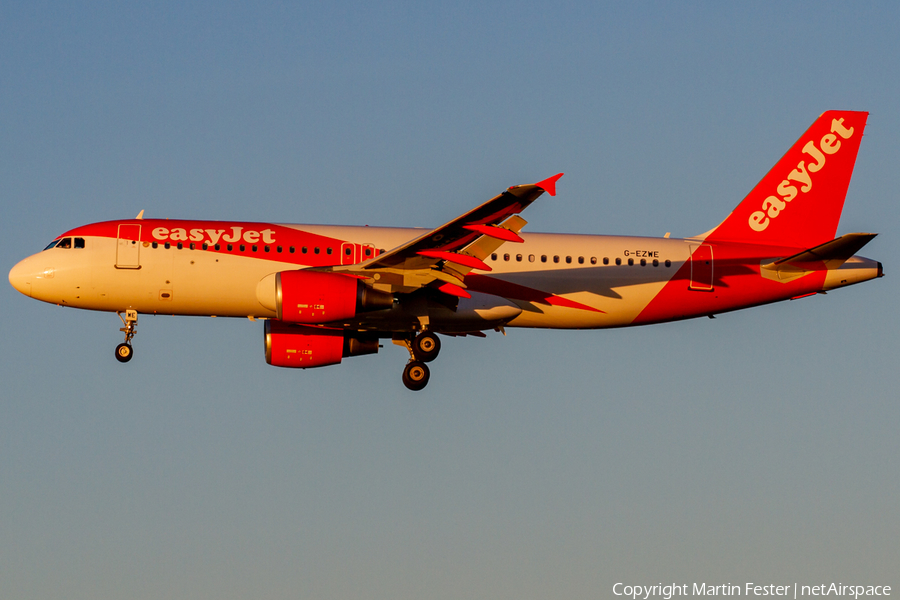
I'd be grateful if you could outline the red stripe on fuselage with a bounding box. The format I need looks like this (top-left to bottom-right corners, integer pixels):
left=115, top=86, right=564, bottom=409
left=62, top=219, right=364, bottom=267
left=633, top=241, right=829, bottom=325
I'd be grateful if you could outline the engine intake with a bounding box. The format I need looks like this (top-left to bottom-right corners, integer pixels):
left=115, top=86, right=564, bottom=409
left=265, top=320, right=379, bottom=368
left=270, top=270, right=393, bottom=323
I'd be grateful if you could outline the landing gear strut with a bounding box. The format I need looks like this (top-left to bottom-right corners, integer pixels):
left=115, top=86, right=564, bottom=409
left=395, top=331, right=441, bottom=390
left=115, top=310, right=138, bottom=363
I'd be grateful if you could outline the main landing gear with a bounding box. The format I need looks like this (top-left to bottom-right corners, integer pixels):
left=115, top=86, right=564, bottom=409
left=402, top=361, right=430, bottom=391
left=397, top=331, right=442, bottom=391
left=115, top=310, right=138, bottom=363
left=412, top=331, right=441, bottom=363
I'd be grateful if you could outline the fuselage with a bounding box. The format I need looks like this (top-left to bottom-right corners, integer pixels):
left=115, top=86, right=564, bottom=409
left=8, top=218, right=882, bottom=333
left=7, top=112, right=883, bottom=390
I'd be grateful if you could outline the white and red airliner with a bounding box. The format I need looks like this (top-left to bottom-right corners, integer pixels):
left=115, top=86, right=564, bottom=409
left=8, top=111, right=883, bottom=389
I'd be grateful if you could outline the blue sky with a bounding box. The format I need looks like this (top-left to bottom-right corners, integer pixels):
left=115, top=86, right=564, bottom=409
left=2, top=2, right=898, bottom=598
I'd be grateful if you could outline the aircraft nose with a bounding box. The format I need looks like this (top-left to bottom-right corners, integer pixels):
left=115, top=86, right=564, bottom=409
left=9, top=259, right=33, bottom=297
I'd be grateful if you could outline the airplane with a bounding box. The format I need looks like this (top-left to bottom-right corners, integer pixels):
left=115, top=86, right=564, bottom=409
left=8, top=110, right=883, bottom=390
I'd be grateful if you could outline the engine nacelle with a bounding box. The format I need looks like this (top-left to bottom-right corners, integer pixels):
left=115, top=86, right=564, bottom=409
left=264, top=320, right=379, bottom=369
left=272, top=270, right=393, bottom=323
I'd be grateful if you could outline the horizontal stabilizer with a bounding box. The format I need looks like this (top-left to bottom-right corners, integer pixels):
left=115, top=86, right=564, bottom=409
left=761, top=232, right=877, bottom=282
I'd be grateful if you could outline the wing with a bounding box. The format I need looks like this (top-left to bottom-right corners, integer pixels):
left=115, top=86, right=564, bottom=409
left=330, top=174, right=563, bottom=297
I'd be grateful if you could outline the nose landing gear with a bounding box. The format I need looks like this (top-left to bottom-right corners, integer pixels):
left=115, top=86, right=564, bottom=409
left=115, top=310, right=138, bottom=363
left=395, top=331, right=442, bottom=390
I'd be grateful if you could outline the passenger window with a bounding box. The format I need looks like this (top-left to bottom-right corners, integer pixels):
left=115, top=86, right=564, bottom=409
left=345, top=247, right=352, bottom=256
left=252, top=245, right=257, bottom=252
left=603, top=257, right=609, bottom=265
left=152, top=242, right=159, bottom=249
left=277, top=246, right=282, bottom=253
left=653, top=259, right=659, bottom=267
left=665, top=259, right=672, bottom=267
left=214, top=244, right=220, bottom=251
left=565, top=256, right=572, bottom=264
left=628, top=258, right=634, bottom=266
left=491, top=253, right=497, bottom=261
left=74, top=238, right=85, bottom=249
left=615, top=258, right=622, bottom=265
left=364, top=248, right=372, bottom=256
left=578, top=256, right=584, bottom=264
left=202, top=243, right=209, bottom=250
left=302, top=247, right=308, bottom=254
left=590, top=257, right=597, bottom=265
left=326, top=247, right=333, bottom=255
left=314, top=247, right=320, bottom=255
left=553, top=255, right=560, bottom=263
left=516, top=254, right=522, bottom=262
left=264, top=246, right=270, bottom=252
left=503, top=253, right=510, bottom=261
left=240, top=244, right=245, bottom=252
left=289, top=246, right=295, bottom=253
left=178, top=242, right=184, bottom=250
left=165, top=242, right=171, bottom=249
left=528, top=254, right=535, bottom=262
left=541, top=255, right=547, bottom=263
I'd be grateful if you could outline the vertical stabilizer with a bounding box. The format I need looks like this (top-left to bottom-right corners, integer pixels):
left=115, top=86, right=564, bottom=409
left=704, top=111, right=868, bottom=248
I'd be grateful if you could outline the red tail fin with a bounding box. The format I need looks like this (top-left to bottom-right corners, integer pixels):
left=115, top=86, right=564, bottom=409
left=704, top=111, right=868, bottom=248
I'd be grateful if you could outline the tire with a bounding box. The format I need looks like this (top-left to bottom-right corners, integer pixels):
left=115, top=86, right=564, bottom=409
left=115, top=343, right=134, bottom=363
left=412, top=332, right=441, bottom=363
left=402, top=361, right=430, bottom=391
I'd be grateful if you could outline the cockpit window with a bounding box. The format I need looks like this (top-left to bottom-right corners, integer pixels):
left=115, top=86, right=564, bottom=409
left=43, top=237, right=84, bottom=250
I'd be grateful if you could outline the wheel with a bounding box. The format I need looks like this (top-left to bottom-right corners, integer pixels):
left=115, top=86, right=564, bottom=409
left=115, top=343, right=134, bottom=363
left=412, top=332, right=441, bottom=363
left=402, top=361, right=430, bottom=391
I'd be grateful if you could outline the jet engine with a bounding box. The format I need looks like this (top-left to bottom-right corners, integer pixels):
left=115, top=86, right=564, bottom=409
left=257, top=270, right=393, bottom=323
left=264, top=320, right=379, bottom=368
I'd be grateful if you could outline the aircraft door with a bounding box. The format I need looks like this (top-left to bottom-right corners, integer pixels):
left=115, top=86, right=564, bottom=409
left=340, top=242, right=357, bottom=265
left=689, top=244, right=713, bottom=291
left=116, top=224, right=141, bottom=269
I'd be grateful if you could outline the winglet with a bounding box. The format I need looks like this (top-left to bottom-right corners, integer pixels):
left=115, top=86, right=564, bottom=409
left=535, top=173, right=564, bottom=197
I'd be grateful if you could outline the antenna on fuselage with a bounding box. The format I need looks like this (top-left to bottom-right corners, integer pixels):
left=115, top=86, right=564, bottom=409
left=135, top=210, right=145, bottom=219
